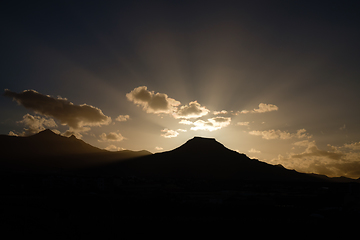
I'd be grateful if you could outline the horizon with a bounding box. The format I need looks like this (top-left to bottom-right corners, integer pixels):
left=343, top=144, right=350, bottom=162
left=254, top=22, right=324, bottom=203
left=1, top=1, right=360, bottom=179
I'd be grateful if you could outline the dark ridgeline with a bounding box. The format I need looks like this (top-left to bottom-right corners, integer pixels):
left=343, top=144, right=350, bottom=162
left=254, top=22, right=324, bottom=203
left=0, top=129, right=151, bottom=173
left=0, top=130, right=335, bottom=181
left=1, top=129, right=359, bottom=235
left=105, top=136, right=322, bottom=182
left=1, top=129, right=359, bottom=182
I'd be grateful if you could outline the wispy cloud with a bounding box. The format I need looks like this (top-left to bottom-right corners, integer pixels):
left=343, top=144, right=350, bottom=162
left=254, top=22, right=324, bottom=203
left=237, top=103, right=278, bottom=114
left=249, top=148, right=261, bottom=153
left=105, top=145, right=125, bottom=151
left=161, top=128, right=186, bottom=138
left=249, top=129, right=311, bottom=140
left=236, top=121, right=249, bottom=126
left=181, top=116, right=231, bottom=132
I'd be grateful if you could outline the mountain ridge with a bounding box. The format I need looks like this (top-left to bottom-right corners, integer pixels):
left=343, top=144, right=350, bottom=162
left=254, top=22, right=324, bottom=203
left=0, top=130, right=358, bottom=182
left=0, top=129, right=151, bottom=172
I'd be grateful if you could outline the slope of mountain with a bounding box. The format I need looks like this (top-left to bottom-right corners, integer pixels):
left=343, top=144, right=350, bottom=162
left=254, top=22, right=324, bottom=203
left=103, top=137, right=324, bottom=182
left=0, top=129, right=151, bottom=172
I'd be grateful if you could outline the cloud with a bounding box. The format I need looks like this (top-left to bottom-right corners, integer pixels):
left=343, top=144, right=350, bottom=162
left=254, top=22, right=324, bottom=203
left=249, top=148, right=261, bottom=153
left=8, top=131, right=18, bottom=136
left=272, top=140, right=360, bottom=178
left=236, top=122, right=249, bottom=126
left=126, top=86, right=180, bottom=114
left=10, top=114, right=57, bottom=136
left=155, top=146, right=164, bottom=151
left=185, top=116, right=232, bottom=132
left=179, top=119, right=193, bottom=125
left=252, top=103, right=278, bottom=113
left=99, top=132, right=125, bottom=142
left=237, top=103, right=278, bottom=114
left=235, top=110, right=250, bottom=115
left=343, top=142, right=360, bottom=150
left=4, top=89, right=111, bottom=130
left=174, top=101, right=210, bottom=119
left=293, top=139, right=315, bottom=147
left=127, top=86, right=210, bottom=120
left=161, top=128, right=181, bottom=138
left=105, top=145, right=125, bottom=151
left=291, top=144, right=343, bottom=161
left=249, top=129, right=311, bottom=140
left=115, top=115, right=130, bottom=122
left=270, top=140, right=360, bottom=178
left=213, top=110, right=228, bottom=115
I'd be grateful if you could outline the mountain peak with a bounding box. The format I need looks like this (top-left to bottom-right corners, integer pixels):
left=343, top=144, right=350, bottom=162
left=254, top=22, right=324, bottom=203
left=174, top=136, right=227, bottom=154
left=32, top=129, right=59, bottom=138
left=186, top=136, right=222, bottom=146
left=192, top=136, right=216, bottom=141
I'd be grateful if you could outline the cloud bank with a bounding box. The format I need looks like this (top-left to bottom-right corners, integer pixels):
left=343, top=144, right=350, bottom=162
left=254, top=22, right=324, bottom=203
left=271, top=140, right=360, bottom=179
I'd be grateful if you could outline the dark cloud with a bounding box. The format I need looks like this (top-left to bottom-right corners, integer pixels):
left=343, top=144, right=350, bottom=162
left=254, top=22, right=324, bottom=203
left=4, top=89, right=111, bottom=129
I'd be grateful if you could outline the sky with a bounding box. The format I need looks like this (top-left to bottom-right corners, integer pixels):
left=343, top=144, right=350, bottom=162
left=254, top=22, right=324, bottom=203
left=1, top=1, right=360, bottom=178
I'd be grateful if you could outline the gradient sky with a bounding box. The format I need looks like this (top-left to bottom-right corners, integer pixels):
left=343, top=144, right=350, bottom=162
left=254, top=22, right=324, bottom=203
left=1, top=1, right=360, bottom=178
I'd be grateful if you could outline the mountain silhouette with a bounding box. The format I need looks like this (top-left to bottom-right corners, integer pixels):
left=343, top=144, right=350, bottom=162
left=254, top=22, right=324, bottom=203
left=0, top=129, right=151, bottom=173
left=1, top=131, right=357, bottom=182
left=104, top=136, right=325, bottom=182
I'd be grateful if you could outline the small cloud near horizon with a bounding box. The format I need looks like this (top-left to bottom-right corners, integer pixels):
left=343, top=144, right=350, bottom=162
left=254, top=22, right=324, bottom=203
left=99, top=132, right=125, bottom=142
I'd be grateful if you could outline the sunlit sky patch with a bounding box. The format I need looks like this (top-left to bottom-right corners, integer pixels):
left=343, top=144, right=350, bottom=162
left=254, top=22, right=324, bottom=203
left=1, top=1, right=360, bottom=178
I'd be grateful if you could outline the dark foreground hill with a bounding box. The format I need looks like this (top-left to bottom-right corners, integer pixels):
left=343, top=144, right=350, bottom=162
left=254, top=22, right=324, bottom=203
left=0, top=129, right=151, bottom=173
left=1, top=131, right=360, bottom=234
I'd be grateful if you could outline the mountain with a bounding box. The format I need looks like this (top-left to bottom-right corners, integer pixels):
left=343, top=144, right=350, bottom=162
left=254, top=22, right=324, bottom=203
left=1, top=131, right=357, bottom=182
left=0, top=129, right=151, bottom=173
left=102, top=137, right=325, bottom=182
